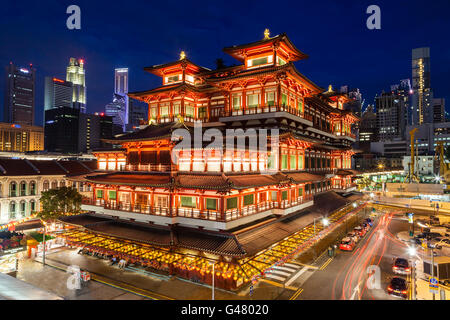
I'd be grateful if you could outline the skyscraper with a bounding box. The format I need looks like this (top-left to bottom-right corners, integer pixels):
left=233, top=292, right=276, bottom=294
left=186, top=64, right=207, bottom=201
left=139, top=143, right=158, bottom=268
left=411, top=47, right=433, bottom=124
left=105, top=68, right=129, bottom=132
left=44, top=77, right=73, bottom=112
left=66, top=58, right=86, bottom=113
left=375, top=92, right=407, bottom=141
left=4, top=63, right=35, bottom=126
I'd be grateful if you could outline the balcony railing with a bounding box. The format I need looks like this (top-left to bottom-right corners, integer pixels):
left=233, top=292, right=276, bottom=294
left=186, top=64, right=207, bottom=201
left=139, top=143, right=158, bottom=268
left=120, top=164, right=176, bottom=172
left=222, top=105, right=312, bottom=121
left=82, top=194, right=314, bottom=223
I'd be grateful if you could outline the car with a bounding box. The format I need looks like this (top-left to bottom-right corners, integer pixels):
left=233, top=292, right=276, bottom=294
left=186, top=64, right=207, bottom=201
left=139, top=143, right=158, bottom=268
left=365, top=218, right=373, bottom=227
left=392, top=258, right=411, bottom=275
left=434, top=238, right=450, bottom=250
left=354, top=226, right=366, bottom=237
left=387, top=277, right=408, bottom=299
left=347, top=231, right=359, bottom=243
left=361, top=222, right=370, bottom=231
left=339, top=237, right=355, bottom=251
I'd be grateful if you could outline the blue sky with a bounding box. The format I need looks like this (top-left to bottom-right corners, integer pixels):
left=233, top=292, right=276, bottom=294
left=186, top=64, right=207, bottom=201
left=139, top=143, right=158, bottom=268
left=1, top=0, right=449, bottom=125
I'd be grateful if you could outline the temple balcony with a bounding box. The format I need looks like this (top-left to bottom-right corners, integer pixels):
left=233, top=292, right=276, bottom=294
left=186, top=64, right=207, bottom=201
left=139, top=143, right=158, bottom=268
left=120, top=164, right=176, bottom=173
left=219, top=104, right=313, bottom=126
left=81, top=194, right=314, bottom=230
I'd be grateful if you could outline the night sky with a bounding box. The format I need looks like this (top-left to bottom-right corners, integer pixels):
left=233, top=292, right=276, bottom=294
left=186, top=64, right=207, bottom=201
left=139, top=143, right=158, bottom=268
left=1, top=0, right=450, bottom=126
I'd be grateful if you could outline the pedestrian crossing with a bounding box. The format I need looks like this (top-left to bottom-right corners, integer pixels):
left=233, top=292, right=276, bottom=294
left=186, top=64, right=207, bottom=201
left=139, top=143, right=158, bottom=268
left=263, top=263, right=303, bottom=286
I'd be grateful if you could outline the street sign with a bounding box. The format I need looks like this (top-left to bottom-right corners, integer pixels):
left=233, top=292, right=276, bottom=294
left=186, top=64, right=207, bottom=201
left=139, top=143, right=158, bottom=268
left=429, top=277, right=439, bottom=294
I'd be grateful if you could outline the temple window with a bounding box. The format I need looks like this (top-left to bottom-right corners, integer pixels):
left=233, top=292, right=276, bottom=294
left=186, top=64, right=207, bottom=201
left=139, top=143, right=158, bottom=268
left=96, top=190, right=104, bottom=199
left=247, top=55, right=272, bottom=68
left=281, top=154, right=288, bottom=170
left=108, top=191, right=116, bottom=200
left=198, top=107, right=207, bottom=118
left=155, top=195, right=168, bottom=207
left=281, top=191, right=288, bottom=200
left=298, top=155, right=304, bottom=169
left=266, top=91, right=275, bottom=106
left=281, top=93, right=287, bottom=107
left=173, top=103, right=181, bottom=115
left=165, top=74, right=181, bottom=84
left=247, top=93, right=259, bottom=108
left=277, top=57, right=286, bottom=66
left=226, top=197, right=238, bottom=210
left=160, top=104, right=169, bottom=118
left=180, top=196, right=196, bottom=208
left=243, top=194, right=254, bottom=206
left=150, top=105, right=157, bottom=119
left=185, top=103, right=194, bottom=117
left=205, top=198, right=218, bottom=211
left=185, top=74, right=194, bottom=84
left=298, top=188, right=303, bottom=196
left=271, top=191, right=277, bottom=201
left=232, top=95, right=241, bottom=110
left=290, top=155, right=296, bottom=170
left=298, top=98, right=303, bottom=113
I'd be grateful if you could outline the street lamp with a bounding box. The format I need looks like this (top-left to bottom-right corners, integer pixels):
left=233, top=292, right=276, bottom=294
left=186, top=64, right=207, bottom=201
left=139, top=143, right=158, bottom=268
left=407, top=246, right=417, bottom=300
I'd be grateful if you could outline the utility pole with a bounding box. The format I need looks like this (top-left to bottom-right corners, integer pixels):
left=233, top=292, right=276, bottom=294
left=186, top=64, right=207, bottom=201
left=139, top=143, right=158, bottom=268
left=431, top=246, right=435, bottom=300
left=212, top=263, right=215, bottom=300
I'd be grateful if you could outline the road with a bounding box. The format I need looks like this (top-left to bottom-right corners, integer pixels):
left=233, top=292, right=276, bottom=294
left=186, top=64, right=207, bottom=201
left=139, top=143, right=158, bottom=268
left=295, top=209, right=413, bottom=300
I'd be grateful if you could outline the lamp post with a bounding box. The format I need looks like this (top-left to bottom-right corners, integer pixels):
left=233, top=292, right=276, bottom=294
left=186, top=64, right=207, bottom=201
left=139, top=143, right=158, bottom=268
left=407, top=246, right=417, bottom=300
left=212, top=262, right=215, bottom=300
left=313, top=217, right=329, bottom=258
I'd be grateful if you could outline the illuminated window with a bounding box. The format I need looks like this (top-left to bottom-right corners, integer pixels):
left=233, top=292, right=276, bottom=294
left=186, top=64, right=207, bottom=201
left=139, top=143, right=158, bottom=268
left=247, top=94, right=259, bottom=108
left=166, top=74, right=181, bottom=84
left=180, top=196, right=196, bottom=208
left=206, top=198, right=217, bottom=210
left=243, top=194, right=254, bottom=206
left=266, top=91, right=275, bottom=106
left=233, top=95, right=241, bottom=110
left=226, top=197, right=238, bottom=209
left=277, top=57, right=286, bottom=66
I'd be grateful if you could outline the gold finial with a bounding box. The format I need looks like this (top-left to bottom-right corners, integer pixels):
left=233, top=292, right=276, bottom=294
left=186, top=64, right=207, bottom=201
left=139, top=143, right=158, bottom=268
left=264, top=28, right=270, bottom=40
left=148, top=118, right=156, bottom=125
left=179, top=51, right=186, bottom=60
left=328, top=84, right=333, bottom=92
left=176, top=114, right=185, bottom=124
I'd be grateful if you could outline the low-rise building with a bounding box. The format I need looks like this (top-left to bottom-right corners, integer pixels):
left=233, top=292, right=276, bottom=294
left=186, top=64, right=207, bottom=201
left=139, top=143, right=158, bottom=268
left=0, top=123, right=44, bottom=152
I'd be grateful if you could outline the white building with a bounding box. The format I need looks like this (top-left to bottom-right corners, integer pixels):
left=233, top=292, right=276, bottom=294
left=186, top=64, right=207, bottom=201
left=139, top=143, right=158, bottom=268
left=0, top=159, right=96, bottom=224
left=402, top=155, right=436, bottom=176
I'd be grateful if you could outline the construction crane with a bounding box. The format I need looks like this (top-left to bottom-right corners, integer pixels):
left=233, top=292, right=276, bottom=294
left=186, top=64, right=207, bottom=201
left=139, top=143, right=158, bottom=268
left=408, top=128, right=419, bottom=183
left=435, top=141, right=450, bottom=190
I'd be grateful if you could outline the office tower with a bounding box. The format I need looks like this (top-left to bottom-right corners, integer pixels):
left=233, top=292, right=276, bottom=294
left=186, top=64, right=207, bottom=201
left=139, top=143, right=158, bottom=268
left=105, top=94, right=127, bottom=134
left=358, top=104, right=377, bottom=152
left=0, top=122, right=44, bottom=152
left=44, top=107, right=80, bottom=153
left=45, top=107, right=113, bottom=153
left=44, top=77, right=73, bottom=112
left=411, top=48, right=433, bottom=124
left=126, top=99, right=148, bottom=131
left=116, top=68, right=129, bottom=128
left=66, top=58, right=86, bottom=113
left=390, top=79, right=411, bottom=127
left=4, top=63, right=35, bottom=126
left=375, top=92, right=406, bottom=141
left=429, top=98, right=445, bottom=123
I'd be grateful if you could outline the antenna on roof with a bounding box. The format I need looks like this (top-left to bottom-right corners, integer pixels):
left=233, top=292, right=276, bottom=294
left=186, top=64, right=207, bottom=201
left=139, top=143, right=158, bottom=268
left=264, top=28, right=270, bottom=40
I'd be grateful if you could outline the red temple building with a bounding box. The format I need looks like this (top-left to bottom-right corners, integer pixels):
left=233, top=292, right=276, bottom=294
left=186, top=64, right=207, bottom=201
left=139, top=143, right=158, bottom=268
left=62, top=31, right=361, bottom=290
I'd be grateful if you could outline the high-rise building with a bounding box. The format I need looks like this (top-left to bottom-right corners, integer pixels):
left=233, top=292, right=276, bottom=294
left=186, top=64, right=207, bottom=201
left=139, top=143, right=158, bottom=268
left=357, top=104, right=377, bottom=152
left=391, top=79, right=413, bottom=125
left=45, top=106, right=113, bottom=153
left=66, top=58, right=86, bottom=113
left=4, top=63, right=35, bottom=126
left=428, top=98, right=445, bottom=123
left=44, top=77, right=73, bottom=112
left=105, top=94, right=127, bottom=134
left=375, top=92, right=407, bottom=141
left=126, top=99, right=148, bottom=131
left=0, top=122, right=44, bottom=152
left=411, top=48, right=433, bottom=125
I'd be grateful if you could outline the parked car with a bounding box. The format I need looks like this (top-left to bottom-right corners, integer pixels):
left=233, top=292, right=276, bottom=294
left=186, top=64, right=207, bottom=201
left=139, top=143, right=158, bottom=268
left=365, top=218, right=373, bottom=227
left=347, top=231, right=359, bottom=243
left=387, top=277, right=408, bottom=299
left=392, top=258, right=411, bottom=275
left=354, top=226, right=366, bottom=237
left=339, top=237, right=356, bottom=251
left=434, top=238, right=450, bottom=250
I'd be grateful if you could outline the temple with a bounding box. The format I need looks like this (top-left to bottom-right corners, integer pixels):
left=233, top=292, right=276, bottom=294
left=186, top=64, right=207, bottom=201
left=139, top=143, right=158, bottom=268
left=63, top=31, right=361, bottom=289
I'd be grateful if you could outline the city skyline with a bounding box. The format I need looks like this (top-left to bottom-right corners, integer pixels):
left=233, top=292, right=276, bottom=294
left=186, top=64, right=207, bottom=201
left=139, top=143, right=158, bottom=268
left=1, top=1, right=450, bottom=126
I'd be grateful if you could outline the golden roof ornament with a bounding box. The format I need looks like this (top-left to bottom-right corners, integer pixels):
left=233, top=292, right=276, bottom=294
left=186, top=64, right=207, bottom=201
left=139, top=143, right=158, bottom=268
left=264, top=28, right=270, bottom=40
left=179, top=51, right=186, bottom=60
left=148, top=118, right=156, bottom=125
left=328, top=84, right=333, bottom=92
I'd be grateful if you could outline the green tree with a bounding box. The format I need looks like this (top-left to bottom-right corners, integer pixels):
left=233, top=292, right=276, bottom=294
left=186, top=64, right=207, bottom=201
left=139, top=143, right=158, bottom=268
left=37, top=186, right=82, bottom=265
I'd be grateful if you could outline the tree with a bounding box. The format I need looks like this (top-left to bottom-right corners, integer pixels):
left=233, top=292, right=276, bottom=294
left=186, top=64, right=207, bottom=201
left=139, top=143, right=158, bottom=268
left=38, top=186, right=82, bottom=220
left=37, top=186, right=82, bottom=265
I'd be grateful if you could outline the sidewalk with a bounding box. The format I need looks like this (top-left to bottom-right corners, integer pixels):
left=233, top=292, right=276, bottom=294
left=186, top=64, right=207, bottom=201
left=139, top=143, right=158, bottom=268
left=41, top=248, right=245, bottom=300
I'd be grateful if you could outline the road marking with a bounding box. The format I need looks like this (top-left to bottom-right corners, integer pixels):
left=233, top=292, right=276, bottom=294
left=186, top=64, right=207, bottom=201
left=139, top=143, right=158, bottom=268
left=285, top=267, right=308, bottom=287
left=269, top=269, right=291, bottom=277
left=265, top=274, right=286, bottom=282
left=259, top=279, right=297, bottom=291
left=289, top=262, right=318, bottom=269
left=319, top=258, right=333, bottom=270
left=289, top=288, right=304, bottom=300
left=273, top=266, right=297, bottom=273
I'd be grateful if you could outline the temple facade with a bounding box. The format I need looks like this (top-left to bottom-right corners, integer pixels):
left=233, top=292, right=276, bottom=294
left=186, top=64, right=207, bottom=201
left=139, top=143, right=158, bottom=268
left=78, top=31, right=359, bottom=231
